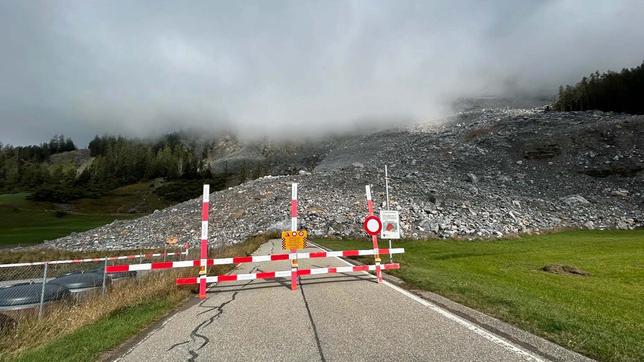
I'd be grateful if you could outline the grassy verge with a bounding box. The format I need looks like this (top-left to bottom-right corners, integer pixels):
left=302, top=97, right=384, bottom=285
left=0, top=184, right=172, bottom=247
left=315, top=229, right=644, bottom=362
left=0, top=211, right=121, bottom=247
left=11, top=285, right=183, bottom=362
left=0, top=193, right=126, bottom=247
left=0, top=233, right=273, bottom=361
left=16, top=297, right=173, bottom=362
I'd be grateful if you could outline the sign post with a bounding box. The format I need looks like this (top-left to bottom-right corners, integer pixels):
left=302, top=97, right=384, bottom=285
left=364, top=185, right=383, bottom=283
left=199, top=184, right=210, bottom=299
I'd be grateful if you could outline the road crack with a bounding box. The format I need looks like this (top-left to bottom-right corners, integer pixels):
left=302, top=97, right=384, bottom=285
left=300, top=277, right=327, bottom=362
left=167, top=266, right=258, bottom=361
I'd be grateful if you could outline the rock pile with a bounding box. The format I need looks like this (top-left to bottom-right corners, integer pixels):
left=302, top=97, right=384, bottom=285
left=46, top=107, right=643, bottom=251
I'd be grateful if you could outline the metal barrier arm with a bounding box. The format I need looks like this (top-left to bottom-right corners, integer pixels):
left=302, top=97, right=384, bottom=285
left=105, top=248, right=405, bottom=273
left=176, top=263, right=401, bottom=285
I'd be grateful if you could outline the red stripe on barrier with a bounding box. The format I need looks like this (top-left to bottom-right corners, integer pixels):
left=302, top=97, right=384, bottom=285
left=257, top=271, right=276, bottom=279
left=343, top=250, right=359, bottom=257
left=309, top=251, right=327, bottom=258
left=218, top=274, right=238, bottom=282
left=232, top=256, right=253, bottom=264
left=201, top=202, right=209, bottom=221
left=298, top=269, right=311, bottom=276
left=328, top=267, right=337, bottom=273
left=151, top=261, right=173, bottom=270
left=194, top=260, right=201, bottom=267
left=290, top=199, right=298, bottom=217
left=177, top=277, right=197, bottom=285
left=106, top=264, right=130, bottom=273
left=353, top=265, right=369, bottom=272
left=270, top=254, right=289, bottom=261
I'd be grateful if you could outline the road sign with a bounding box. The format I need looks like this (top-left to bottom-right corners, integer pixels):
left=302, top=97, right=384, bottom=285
left=363, top=215, right=382, bottom=236
left=380, top=210, right=400, bottom=239
left=281, top=230, right=307, bottom=250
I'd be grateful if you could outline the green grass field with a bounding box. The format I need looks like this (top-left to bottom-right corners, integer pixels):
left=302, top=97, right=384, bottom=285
left=316, top=229, right=644, bottom=362
left=12, top=298, right=179, bottom=362
left=0, top=185, right=169, bottom=247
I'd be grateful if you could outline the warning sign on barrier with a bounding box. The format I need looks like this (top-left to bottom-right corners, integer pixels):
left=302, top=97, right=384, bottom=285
left=281, top=230, right=307, bottom=250
left=379, top=210, right=400, bottom=239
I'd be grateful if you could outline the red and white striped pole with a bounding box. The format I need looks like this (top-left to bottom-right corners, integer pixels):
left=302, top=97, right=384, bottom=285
left=365, top=185, right=383, bottom=283
left=199, top=184, right=210, bottom=299
left=290, top=182, right=299, bottom=291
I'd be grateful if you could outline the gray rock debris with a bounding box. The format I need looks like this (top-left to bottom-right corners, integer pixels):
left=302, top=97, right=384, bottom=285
left=45, top=107, right=643, bottom=251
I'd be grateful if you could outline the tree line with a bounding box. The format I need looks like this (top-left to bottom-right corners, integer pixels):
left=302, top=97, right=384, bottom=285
left=0, top=135, right=77, bottom=191
left=553, top=60, right=644, bottom=114
left=0, top=133, right=265, bottom=203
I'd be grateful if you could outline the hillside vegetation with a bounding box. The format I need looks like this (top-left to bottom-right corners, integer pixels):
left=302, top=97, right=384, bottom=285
left=0, top=186, right=165, bottom=247
left=554, top=60, right=644, bottom=114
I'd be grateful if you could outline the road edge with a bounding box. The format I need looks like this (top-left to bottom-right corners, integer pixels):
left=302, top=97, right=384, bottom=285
left=310, top=242, right=594, bottom=362
left=99, top=295, right=200, bottom=362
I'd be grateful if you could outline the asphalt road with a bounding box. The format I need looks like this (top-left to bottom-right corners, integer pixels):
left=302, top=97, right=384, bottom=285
left=116, top=239, right=548, bottom=362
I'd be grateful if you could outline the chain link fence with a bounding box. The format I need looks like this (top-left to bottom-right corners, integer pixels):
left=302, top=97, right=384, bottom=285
left=0, top=248, right=188, bottom=327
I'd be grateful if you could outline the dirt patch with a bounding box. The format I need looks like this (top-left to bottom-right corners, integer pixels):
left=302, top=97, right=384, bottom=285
left=542, top=264, right=590, bottom=276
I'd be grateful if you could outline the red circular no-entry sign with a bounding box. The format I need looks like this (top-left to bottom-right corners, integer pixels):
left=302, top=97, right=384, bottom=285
left=363, top=215, right=382, bottom=236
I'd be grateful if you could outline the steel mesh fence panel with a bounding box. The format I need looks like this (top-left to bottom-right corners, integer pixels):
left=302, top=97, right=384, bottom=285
left=0, top=247, right=188, bottom=326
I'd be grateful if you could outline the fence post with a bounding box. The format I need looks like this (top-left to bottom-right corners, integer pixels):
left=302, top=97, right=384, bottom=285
left=38, top=262, right=48, bottom=320
left=102, top=257, right=108, bottom=295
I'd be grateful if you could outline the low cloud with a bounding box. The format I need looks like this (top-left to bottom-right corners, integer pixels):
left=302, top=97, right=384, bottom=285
left=1, top=1, right=644, bottom=145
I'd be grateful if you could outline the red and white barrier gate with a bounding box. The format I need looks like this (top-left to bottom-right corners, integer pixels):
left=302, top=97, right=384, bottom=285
left=105, top=248, right=405, bottom=273
left=1, top=249, right=188, bottom=269
left=176, top=263, right=401, bottom=285
left=103, top=182, right=406, bottom=298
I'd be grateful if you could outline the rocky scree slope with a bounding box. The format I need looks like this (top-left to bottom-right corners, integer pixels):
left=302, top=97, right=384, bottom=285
left=46, top=108, right=643, bottom=251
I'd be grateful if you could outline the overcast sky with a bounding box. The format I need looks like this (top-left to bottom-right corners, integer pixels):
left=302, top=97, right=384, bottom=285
left=1, top=1, right=644, bottom=146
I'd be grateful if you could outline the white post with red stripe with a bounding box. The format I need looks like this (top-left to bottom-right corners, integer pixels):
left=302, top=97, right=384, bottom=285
left=365, top=185, right=383, bottom=283
left=199, top=184, right=210, bottom=299
left=290, top=182, right=298, bottom=291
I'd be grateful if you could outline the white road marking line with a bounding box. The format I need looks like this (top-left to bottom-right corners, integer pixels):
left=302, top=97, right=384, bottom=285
left=309, top=242, right=546, bottom=362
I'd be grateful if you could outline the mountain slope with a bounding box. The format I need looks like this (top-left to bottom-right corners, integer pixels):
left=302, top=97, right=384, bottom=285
left=46, top=107, right=643, bottom=251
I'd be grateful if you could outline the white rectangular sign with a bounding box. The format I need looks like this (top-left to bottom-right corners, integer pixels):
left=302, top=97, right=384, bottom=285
left=379, top=210, right=400, bottom=239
